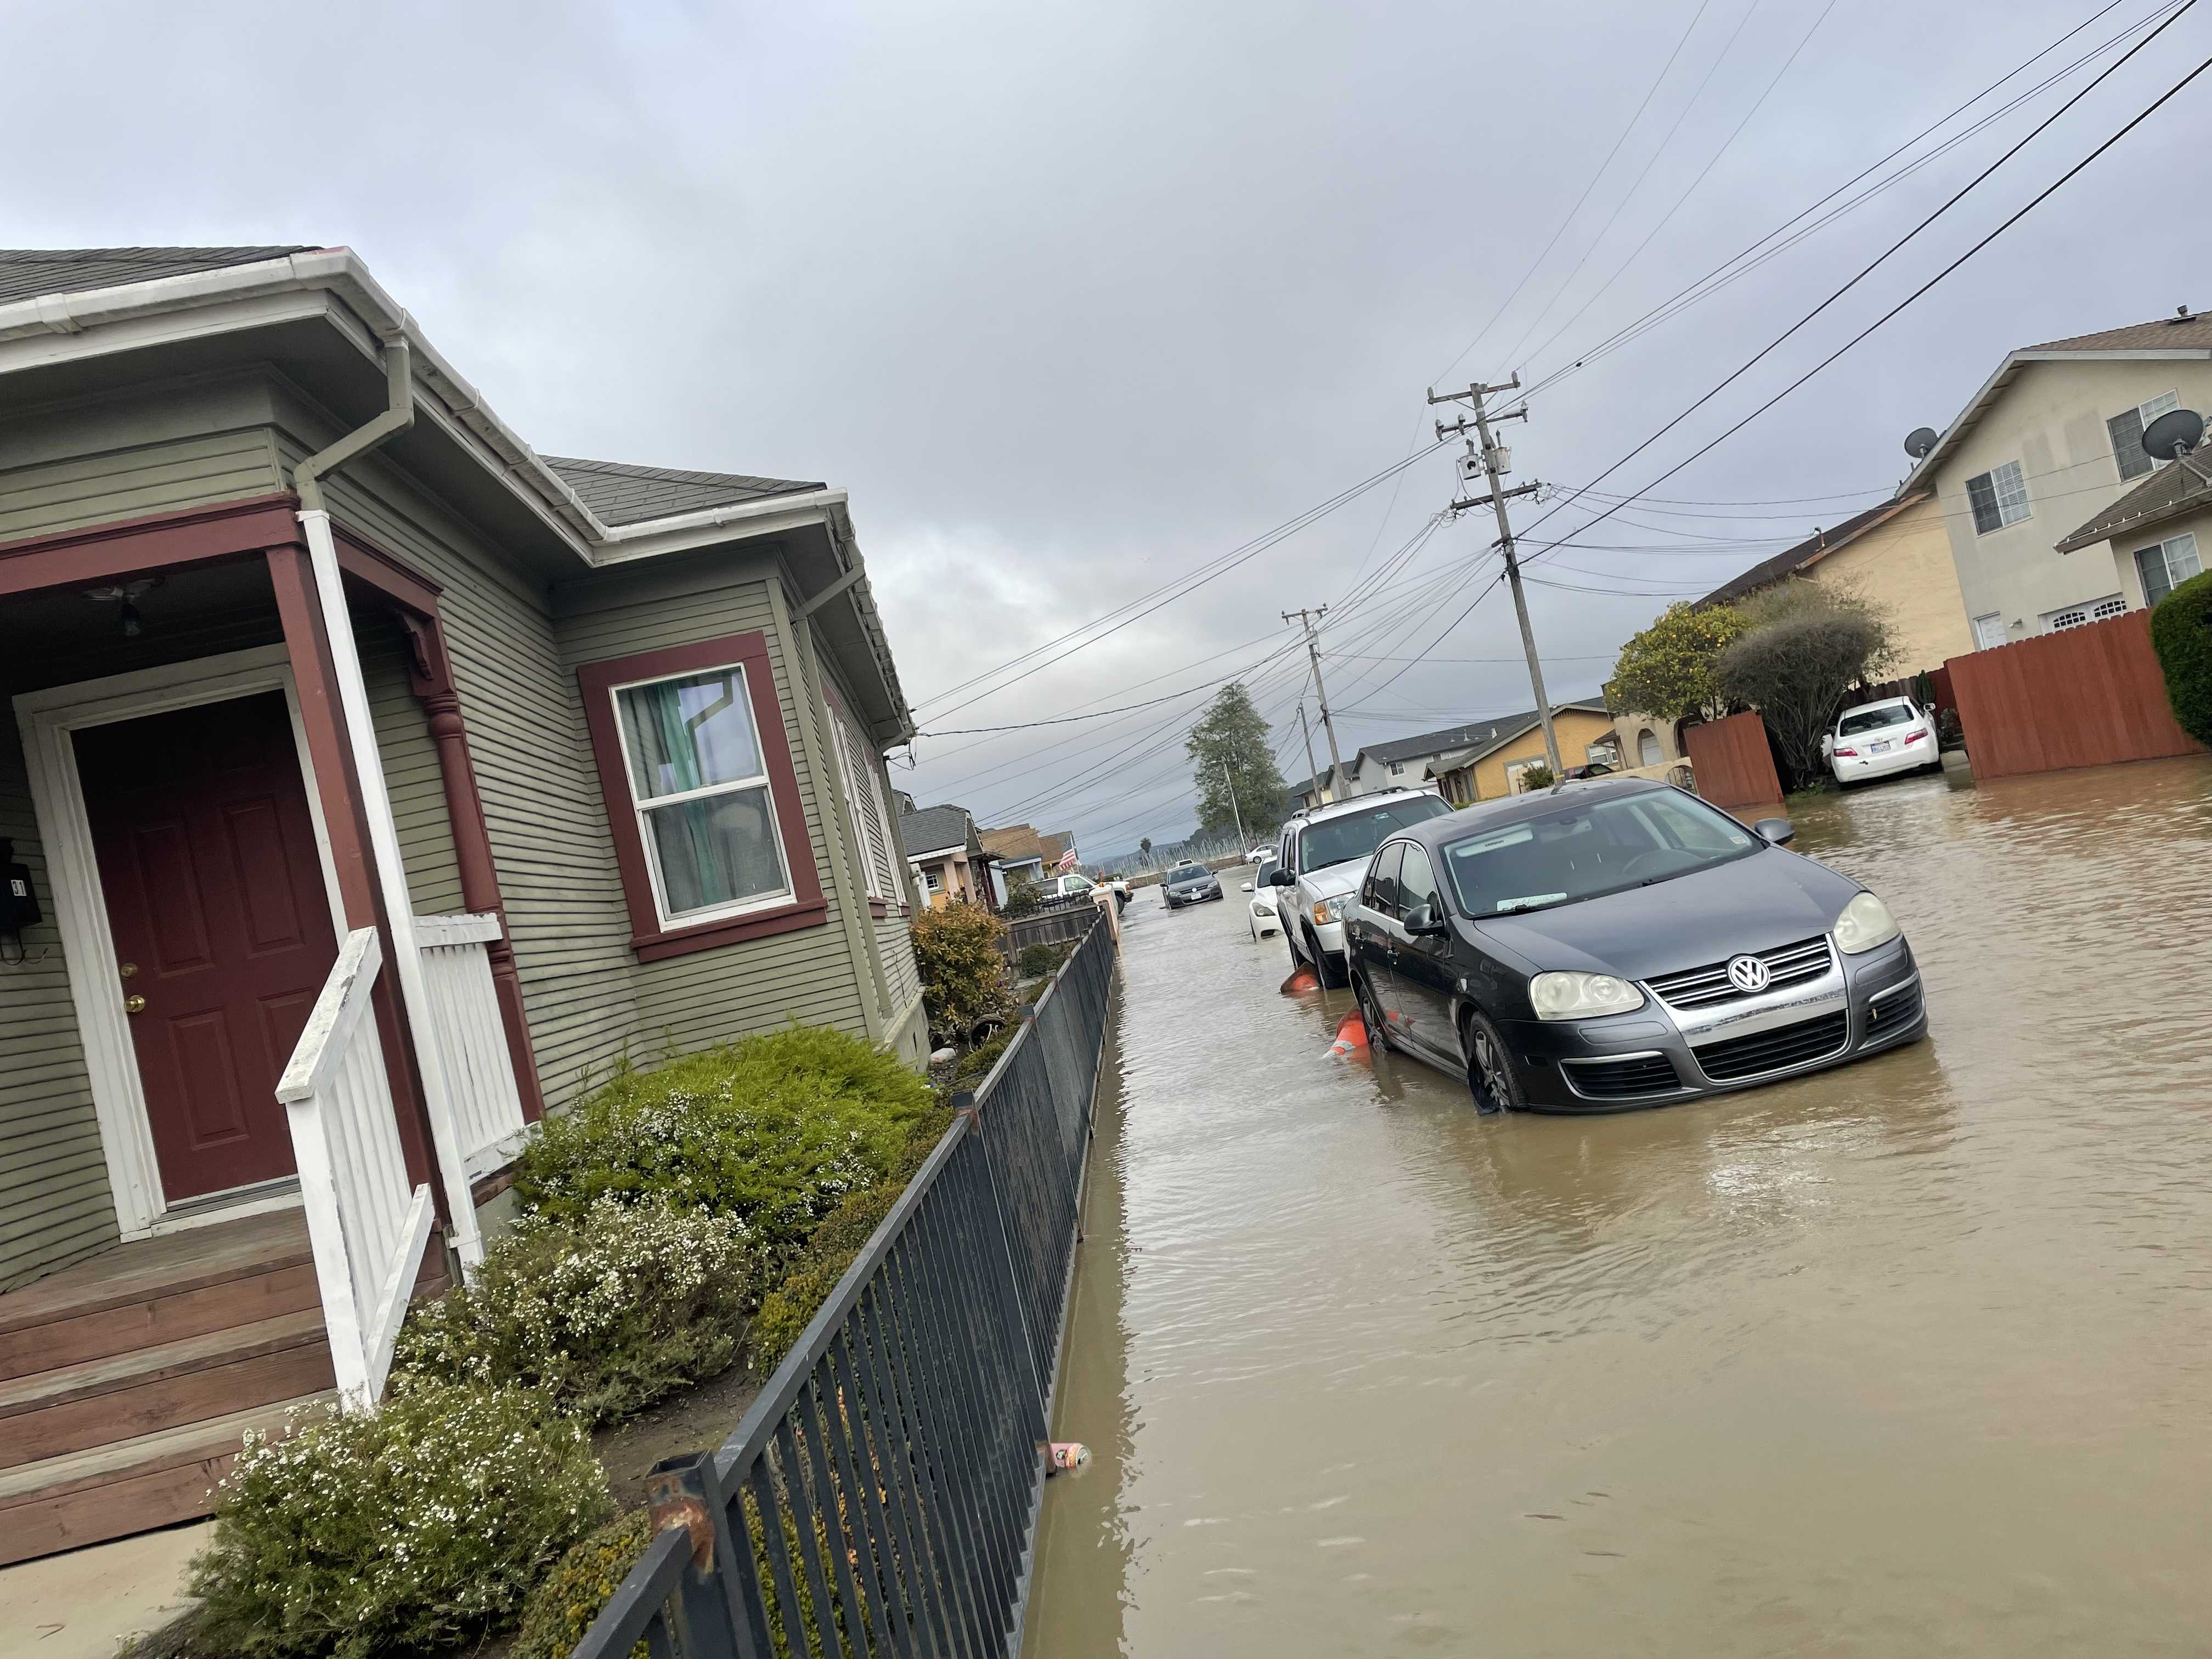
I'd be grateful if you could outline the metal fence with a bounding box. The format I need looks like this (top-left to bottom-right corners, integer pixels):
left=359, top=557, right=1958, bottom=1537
left=568, top=907, right=1116, bottom=1659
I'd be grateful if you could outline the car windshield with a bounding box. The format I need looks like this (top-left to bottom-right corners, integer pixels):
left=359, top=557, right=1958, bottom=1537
left=1297, top=795, right=1453, bottom=871
left=1165, top=867, right=1210, bottom=886
left=1837, top=703, right=1914, bottom=736
left=1442, top=789, right=1758, bottom=916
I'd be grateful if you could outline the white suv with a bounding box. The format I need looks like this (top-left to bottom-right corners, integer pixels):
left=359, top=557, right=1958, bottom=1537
left=1265, top=788, right=1454, bottom=986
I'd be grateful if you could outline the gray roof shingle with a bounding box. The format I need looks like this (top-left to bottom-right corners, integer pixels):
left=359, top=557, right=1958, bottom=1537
left=540, top=455, right=825, bottom=528
left=2027, top=310, right=2212, bottom=353
left=0, top=246, right=315, bottom=306
left=2053, top=455, right=2212, bottom=553
left=899, top=804, right=975, bottom=858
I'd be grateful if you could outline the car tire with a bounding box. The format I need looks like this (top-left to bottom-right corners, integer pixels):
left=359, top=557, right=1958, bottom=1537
left=1354, top=972, right=1390, bottom=1053
left=1460, top=1008, right=1527, bottom=1115
left=1306, top=925, right=1347, bottom=989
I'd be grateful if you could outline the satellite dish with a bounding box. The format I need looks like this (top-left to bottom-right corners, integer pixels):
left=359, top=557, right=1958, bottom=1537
left=2141, top=407, right=2205, bottom=462
left=1903, top=427, right=1939, bottom=460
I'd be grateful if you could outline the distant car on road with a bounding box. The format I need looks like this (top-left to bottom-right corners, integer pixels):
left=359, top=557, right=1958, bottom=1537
left=1344, top=777, right=1924, bottom=1113
left=1822, top=697, right=1939, bottom=785
left=1161, top=862, right=1223, bottom=909
left=1266, top=787, right=1454, bottom=986
left=1242, top=855, right=1281, bottom=938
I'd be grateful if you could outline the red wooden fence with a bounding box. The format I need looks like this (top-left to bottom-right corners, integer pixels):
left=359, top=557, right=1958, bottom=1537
left=1683, top=710, right=1783, bottom=808
left=1945, top=610, right=2203, bottom=781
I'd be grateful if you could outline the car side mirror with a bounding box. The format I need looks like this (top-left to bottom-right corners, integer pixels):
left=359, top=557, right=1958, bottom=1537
left=1267, top=867, right=1295, bottom=886
left=1403, top=902, right=1448, bottom=937
left=1239, top=882, right=1254, bottom=893
left=1753, top=817, right=1795, bottom=845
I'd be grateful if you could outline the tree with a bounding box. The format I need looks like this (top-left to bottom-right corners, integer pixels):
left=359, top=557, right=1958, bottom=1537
left=1139, top=836, right=1153, bottom=857
left=909, top=900, right=1008, bottom=1039
left=1606, top=601, right=1750, bottom=724
left=2150, top=568, right=2212, bottom=745
left=1185, top=682, right=1289, bottom=837
left=1713, top=580, right=1898, bottom=787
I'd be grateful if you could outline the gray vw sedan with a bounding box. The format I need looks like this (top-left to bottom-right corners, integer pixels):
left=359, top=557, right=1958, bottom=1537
left=1344, top=777, right=1925, bottom=1111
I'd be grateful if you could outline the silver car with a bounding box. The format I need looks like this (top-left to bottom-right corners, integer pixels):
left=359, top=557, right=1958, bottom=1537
left=1266, top=788, right=1453, bottom=985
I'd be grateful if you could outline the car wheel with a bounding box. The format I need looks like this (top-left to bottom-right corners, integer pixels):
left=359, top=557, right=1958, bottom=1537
left=1460, top=1009, right=1527, bottom=1115
left=1354, top=972, right=1390, bottom=1052
left=1306, top=926, right=1347, bottom=989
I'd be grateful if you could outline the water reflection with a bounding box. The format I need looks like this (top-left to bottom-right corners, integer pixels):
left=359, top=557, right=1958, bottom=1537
left=1028, top=758, right=2212, bottom=1656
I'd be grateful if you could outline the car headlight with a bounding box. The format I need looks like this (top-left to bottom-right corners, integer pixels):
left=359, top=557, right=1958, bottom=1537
left=1313, top=894, right=1352, bottom=925
left=1529, top=971, right=1645, bottom=1022
left=1832, top=891, right=1901, bottom=954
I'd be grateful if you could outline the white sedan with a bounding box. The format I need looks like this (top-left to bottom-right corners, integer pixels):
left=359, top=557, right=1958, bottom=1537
left=1824, top=697, right=1940, bottom=785
left=1242, top=859, right=1282, bottom=938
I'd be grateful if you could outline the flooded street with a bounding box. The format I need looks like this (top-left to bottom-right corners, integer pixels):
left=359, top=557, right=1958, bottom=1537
left=1026, top=759, right=2212, bottom=1656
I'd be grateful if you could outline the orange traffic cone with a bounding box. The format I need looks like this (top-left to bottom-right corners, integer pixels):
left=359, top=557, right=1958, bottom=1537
left=1328, top=1010, right=1369, bottom=1058
left=1280, top=966, right=1322, bottom=996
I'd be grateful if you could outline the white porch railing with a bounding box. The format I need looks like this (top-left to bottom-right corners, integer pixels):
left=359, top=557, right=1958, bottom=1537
left=414, top=912, right=533, bottom=1181
left=276, top=927, right=435, bottom=1404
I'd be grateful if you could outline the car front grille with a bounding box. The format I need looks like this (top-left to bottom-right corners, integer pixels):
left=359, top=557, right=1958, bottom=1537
left=1646, top=935, right=1834, bottom=1010
left=1867, top=981, right=1921, bottom=1032
left=1692, top=1011, right=1850, bottom=1081
left=1565, top=1053, right=1681, bottom=1101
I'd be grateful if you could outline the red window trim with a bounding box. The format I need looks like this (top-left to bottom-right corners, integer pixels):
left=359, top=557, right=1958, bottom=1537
left=577, top=631, right=828, bottom=963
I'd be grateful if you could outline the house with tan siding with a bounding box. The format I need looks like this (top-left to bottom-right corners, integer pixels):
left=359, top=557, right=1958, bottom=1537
left=0, top=245, right=924, bottom=1561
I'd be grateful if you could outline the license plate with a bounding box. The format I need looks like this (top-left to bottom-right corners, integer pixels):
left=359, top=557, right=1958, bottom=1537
left=1870, top=740, right=1892, bottom=753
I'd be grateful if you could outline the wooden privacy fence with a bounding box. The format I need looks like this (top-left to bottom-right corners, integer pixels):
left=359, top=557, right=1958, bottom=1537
left=1683, top=711, right=1783, bottom=808
left=1946, top=611, right=2203, bottom=781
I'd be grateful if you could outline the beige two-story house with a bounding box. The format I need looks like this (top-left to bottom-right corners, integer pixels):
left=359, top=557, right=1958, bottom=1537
left=1901, top=310, right=2212, bottom=645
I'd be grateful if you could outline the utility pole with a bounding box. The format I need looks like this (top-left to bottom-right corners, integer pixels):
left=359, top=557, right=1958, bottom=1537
left=1295, top=702, right=1322, bottom=805
left=1428, top=374, right=1562, bottom=777
left=1281, top=606, right=1349, bottom=798
left=1220, top=760, right=1249, bottom=854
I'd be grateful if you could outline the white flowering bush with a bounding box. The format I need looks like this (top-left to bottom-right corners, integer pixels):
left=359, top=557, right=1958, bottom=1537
left=514, top=1025, right=944, bottom=1251
left=188, top=1382, right=610, bottom=1659
left=393, top=1199, right=765, bottom=1424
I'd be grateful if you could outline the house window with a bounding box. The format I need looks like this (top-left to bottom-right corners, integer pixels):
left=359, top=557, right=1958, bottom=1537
left=2135, top=531, right=2202, bottom=607
left=1637, top=729, right=1661, bottom=766
left=922, top=866, right=944, bottom=894
left=1972, top=612, right=2007, bottom=651
left=578, top=631, right=825, bottom=961
left=2108, top=390, right=2181, bottom=482
left=1966, top=460, right=2031, bottom=534
left=2042, top=595, right=2126, bottom=632
left=1585, top=737, right=1622, bottom=769
left=614, top=666, right=792, bottom=921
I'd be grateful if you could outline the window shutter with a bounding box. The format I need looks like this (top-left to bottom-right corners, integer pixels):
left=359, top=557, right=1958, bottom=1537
left=830, top=703, right=901, bottom=902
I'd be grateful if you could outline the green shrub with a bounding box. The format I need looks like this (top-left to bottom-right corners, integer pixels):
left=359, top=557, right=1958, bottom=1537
left=954, top=1026, right=1013, bottom=1084
left=393, top=1200, right=766, bottom=1425
left=909, top=901, right=1008, bottom=1036
left=189, top=1383, right=610, bottom=1659
left=1017, top=940, right=1066, bottom=978
left=2151, top=568, right=2212, bottom=746
left=1002, top=877, right=1040, bottom=917
left=511, top=1509, right=655, bottom=1659
left=514, top=1025, right=939, bottom=1250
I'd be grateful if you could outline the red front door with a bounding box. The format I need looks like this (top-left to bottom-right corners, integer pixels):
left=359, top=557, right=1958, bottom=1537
left=74, top=691, right=339, bottom=1203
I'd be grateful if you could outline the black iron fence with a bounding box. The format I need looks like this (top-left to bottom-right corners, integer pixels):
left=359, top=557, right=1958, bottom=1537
left=568, top=907, right=1116, bottom=1659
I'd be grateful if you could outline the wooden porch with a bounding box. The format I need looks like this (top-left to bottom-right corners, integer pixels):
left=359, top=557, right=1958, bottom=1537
left=0, top=1210, right=445, bottom=1565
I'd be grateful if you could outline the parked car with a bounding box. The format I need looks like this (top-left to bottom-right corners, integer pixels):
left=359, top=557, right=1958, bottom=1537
left=1037, top=870, right=1129, bottom=909
left=1343, top=777, right=1924, bottom=1113
left=1162, top=862, right=1223, bottom=908
left=1242, top=855, right=1282, bottom=938
left=1822, top=697, right=1939, bottom=785
left=1266, top=787, right=1454, bottom=986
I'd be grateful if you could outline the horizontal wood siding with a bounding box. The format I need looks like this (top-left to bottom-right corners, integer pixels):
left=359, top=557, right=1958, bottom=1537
left=0, top=428, right=281, bottom=544
left=356, top=616, right=463, bottom=917
left=556, top=575, right=874, bottom=1046
left=285, top=439, right=641, bottom=1115
left=0, top=722, right=118, bottom=1293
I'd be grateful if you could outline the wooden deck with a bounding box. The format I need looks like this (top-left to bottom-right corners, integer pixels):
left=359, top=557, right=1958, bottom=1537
left=0, top=1211, right=336, bottom=1564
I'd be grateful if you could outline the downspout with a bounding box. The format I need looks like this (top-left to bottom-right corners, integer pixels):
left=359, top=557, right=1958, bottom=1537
left=294, top=337, right=486, bottom=1271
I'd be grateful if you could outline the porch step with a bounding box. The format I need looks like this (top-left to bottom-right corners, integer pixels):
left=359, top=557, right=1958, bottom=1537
left=0, top=1308, right=335, bottom=1472
left=0, top=1210, right=316, bottom=1382
left=0, top=1392, right=332, bottom=1567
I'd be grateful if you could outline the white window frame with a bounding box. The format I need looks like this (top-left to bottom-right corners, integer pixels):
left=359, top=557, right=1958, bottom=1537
left=921, top=865, right=944, bottom=894
left=1966, top=459, right=2032, bottom=534
left=609, top=661, right=796, bottom=932
left=2110, top=390, right=2181, bottom=482
left=2041, top=594, right=2127, bottom=633
left=2134, top=531, right=2202, bottom=607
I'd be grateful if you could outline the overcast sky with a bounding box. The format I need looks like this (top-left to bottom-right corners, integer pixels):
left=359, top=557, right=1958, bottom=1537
left=9, top=0, right=2211, bottom=855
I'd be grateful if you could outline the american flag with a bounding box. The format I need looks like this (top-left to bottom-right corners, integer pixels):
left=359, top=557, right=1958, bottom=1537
left=1055, top=847, right=1079, bottom=872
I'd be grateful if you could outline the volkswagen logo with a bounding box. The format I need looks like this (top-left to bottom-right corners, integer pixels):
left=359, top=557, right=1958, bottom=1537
left=1726, top=954, right=1772, bottom=994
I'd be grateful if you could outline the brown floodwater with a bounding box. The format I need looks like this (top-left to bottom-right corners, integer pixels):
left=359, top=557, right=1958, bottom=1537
left=1024, top=758, right=2212, bottom=1657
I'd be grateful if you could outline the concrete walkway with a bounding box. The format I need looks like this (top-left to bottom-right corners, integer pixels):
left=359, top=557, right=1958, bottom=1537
left=0, top=1522, right=206, bottom=1659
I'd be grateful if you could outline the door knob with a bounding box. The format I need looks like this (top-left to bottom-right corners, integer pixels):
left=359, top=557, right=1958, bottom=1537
left=124, top=995, right=146, bottom=1014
